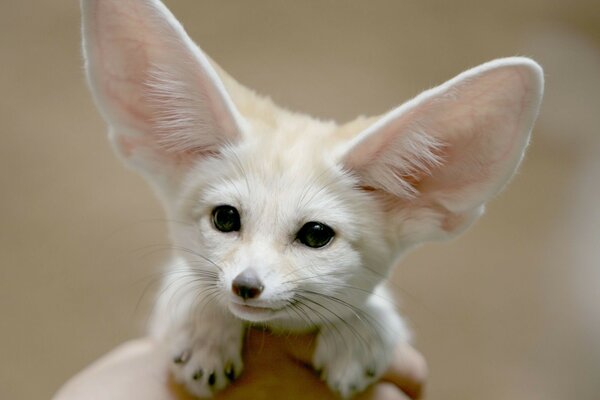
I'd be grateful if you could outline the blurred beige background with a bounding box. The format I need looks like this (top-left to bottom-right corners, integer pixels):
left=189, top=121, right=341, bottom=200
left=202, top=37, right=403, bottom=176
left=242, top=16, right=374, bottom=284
left=1, top=0, right=599, bottom=399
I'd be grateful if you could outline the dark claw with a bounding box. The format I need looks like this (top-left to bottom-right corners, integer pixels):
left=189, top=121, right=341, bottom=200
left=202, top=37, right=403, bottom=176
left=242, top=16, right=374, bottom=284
left=208, top=372, right=216, bottom=386
left=350, top=384, right=358, bottom=393
left=315, top=368, right=325, bottom=380
left=225, top=364, right=236, bottom=381
left=192, top=369, right=203, bottom=381
left=173, top=351, right=190, bottom=364
left=365, top=367, right=376, bottom=378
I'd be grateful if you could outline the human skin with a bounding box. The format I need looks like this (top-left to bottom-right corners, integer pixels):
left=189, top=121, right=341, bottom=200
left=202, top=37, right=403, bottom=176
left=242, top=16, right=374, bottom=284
left=54, top=329, right=427, bottom=400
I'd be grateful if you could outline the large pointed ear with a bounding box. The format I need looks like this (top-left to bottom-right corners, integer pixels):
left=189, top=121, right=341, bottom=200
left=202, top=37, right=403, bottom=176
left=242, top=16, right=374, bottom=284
left=81, top=0, right=246, bottom=193
left=342, top=58, right=544, bottom=241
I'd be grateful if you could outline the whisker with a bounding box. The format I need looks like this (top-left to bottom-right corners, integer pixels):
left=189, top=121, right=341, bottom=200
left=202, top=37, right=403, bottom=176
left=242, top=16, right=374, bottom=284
left=294, top=294, right=365, bottom=352
left=297, top=290, right=388, bottom=355
left=291, top=297, right=342, bottom=351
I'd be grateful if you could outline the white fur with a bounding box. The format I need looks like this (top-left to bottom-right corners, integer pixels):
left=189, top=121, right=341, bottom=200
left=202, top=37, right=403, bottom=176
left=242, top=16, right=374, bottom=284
left=81, top=0, right=544, bottom=398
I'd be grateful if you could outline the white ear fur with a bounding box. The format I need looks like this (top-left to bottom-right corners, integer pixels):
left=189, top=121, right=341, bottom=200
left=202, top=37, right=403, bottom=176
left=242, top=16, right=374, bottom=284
left=343, top=57, right=544, bottom=238
left=81, top=0, right=246, bottom=191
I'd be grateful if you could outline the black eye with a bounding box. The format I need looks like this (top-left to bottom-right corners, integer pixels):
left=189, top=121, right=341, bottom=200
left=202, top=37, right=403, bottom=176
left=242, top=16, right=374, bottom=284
left=212, top=205, right=241, bottom=233
left=297, top=221, right=335, bottom=248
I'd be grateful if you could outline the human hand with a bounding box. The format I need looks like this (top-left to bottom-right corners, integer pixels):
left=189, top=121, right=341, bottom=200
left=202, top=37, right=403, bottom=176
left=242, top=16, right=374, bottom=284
left=54, top=329, right=427, bottom=400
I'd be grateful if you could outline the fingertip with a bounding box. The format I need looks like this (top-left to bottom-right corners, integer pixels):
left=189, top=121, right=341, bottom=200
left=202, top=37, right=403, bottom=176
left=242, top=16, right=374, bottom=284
left=403, top=345, right=428, bottom=393
left=383, top=344, right=428, bottom=399
left=359, top=382, right=412, bottom=400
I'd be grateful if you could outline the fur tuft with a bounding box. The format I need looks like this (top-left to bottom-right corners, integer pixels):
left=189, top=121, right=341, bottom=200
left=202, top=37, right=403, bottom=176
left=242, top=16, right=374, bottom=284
left=362, top=129, right=445, bottom=198
left=146, top=65, right=226, bottom=154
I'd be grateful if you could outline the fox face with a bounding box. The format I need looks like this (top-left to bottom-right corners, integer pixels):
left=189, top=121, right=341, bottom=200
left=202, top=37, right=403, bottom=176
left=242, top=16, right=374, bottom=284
left=169, top=122, right=391, bottom=324
left=81, top=0, right=543, bottom=397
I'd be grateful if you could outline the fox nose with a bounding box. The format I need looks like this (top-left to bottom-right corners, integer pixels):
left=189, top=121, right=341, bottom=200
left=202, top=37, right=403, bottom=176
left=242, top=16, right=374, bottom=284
left=232, top=269, right=264, bottom=300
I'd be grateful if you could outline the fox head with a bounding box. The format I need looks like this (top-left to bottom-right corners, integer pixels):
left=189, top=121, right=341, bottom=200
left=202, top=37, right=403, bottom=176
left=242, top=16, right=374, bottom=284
left=81, top=0, right=543, bottom=323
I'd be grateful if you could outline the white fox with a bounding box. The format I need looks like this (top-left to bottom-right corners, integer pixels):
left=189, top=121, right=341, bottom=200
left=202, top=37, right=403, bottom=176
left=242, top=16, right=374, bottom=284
left=81, top=0, right=543, bottom=397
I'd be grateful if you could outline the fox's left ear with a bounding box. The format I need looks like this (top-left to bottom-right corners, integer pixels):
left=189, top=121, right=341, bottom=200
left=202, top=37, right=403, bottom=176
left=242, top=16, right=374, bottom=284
left=342, top=58, right=544, bottom=241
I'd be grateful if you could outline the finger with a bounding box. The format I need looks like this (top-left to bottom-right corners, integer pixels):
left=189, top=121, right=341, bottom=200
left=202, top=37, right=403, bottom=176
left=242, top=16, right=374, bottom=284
left=357, top=382, right=412, bottom=400
left=279, top=329, right=427, bottom=399
left=381, top=343, right=428, bottom=399
left=245, top=327, right=317, bottom=365
left=245, top=329, right=427, bottom=399
left=53, top=339, right=181, bottom=400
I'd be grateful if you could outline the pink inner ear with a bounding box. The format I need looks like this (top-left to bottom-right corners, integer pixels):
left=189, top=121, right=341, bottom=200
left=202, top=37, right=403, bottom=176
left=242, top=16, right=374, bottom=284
left=90, top=0, right=159, bottom=131
left=346, top=60, right=542, bottom=215
left=84, top=0, right=244, bottom=164
left=416, top=66, right=532, bottom=212
left=384, top=66, right=536, bottom=212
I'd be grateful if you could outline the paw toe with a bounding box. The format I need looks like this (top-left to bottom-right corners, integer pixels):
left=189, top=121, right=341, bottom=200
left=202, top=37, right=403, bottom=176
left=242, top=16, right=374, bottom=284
left=207, top=371, right=216, bottom=386
left=173, top=350, right=191, bottom=365
left=224, top=364, right=236, bottom=381
left=192, top=369, right=203, bottom=381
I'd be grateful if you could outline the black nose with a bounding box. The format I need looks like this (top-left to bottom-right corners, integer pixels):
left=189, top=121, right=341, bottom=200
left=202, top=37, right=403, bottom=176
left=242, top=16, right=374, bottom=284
left=232, top=269, right=264, bottom=300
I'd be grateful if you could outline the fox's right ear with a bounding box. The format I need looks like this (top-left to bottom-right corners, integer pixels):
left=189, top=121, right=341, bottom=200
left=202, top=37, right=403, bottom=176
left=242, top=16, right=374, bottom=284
left=81, top=0, right=246, bottom=193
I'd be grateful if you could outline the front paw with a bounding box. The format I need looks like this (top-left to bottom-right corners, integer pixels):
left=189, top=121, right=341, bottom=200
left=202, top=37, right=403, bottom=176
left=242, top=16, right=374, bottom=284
left=312, top=305, right=407, bottom=398
left=313, top=330, right=389, bottom=399
left=166, top=322, right=244, bottom=398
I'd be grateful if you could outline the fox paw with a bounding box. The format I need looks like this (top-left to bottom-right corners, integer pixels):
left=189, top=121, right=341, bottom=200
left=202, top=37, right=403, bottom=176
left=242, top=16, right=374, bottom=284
left=166, top=324, right=244, bottom=398
left=313, top=338, right=386, bottom=399
left=312, top=308, right=405, bottom=398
